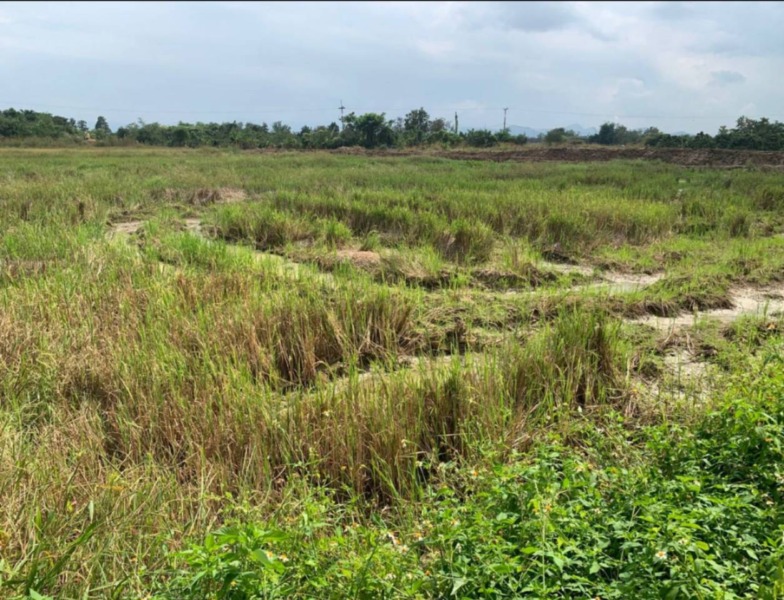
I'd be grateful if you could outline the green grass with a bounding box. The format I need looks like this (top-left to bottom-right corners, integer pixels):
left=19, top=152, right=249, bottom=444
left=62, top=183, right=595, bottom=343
left=1, top=147, right=784, bottom=598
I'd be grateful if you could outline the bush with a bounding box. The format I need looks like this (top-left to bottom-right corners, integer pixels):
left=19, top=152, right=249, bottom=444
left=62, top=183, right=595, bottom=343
left=463, top=129, right=497, bottom=148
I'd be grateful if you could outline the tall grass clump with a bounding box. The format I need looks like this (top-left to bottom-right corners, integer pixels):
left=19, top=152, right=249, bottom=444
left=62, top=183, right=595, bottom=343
left=209, top=204, right=313, bottom=249
left=505, top=308, right=628, bottom=423
left=435, top=219, right=495, bottom=264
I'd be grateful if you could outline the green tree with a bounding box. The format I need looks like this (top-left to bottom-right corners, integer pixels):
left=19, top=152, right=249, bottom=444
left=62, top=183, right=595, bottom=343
left=94, top=116, right=111, bottom=138
left=429, top=117, right=448, bottom=133
left=352, top=113, right=395, bottom=148
left=544, top=128, right=567, bottom=144
left=592, top=123, right=618, bottom=145
left=464, top=129, right=497, bottom=147
left=403, top=107, right=430, bottom=145
left=590, top=122, right=642, bottom=146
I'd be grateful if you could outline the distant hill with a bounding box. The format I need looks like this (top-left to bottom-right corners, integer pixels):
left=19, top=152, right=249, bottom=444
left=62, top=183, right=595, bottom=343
left=508, top=125, right=545, bottom=138
left=508, top=124, right=598, bottom=138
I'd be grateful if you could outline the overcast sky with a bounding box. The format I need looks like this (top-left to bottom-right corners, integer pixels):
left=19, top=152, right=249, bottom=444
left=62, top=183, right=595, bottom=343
left=1, top=1, right=782, bottom=134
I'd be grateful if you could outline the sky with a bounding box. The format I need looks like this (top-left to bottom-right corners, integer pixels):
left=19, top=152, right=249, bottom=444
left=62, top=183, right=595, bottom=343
left=0, top=1, right=782, bottom=134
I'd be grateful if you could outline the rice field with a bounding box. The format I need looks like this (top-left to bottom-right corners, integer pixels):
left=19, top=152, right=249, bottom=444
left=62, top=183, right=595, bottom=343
left=1, top=147, right=784, bottom=598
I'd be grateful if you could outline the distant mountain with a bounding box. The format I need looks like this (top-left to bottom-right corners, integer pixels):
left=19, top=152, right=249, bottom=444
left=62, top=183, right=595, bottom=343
left=508, top=125, right=545, bottom=138
left=565, top=123, right=598, bottom=137
left=507, top=124, right=598, bottom=138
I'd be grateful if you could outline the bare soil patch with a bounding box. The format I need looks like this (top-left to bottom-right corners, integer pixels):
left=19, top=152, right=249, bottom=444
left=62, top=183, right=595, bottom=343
left=335, top=249, right=382, bottom=269
left=333, top=146, right=784, bottom=169
left=584, top=272, right=664, bottom=294
left=633, top=287, right=784, bottom=332
left=108, top=220, right=144, bottom=237
left=184, top=218, right=202, bottom=234
left=544, top=261, right=594, bottom=277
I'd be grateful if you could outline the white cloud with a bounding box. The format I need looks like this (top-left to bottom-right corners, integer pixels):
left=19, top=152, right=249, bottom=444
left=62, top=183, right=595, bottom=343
left=0, top=1, right=782, bottom=133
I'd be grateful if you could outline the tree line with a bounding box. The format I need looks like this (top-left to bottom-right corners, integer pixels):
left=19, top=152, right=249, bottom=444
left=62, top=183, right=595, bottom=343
left=2, top=106, right=783, bottom=152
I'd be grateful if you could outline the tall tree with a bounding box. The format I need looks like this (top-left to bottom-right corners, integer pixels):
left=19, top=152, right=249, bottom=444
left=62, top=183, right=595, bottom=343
left=94, top=116, right=111, bottom=138
left=353, top=113, right=394, bottom=148
left=404, top=107, right=430, bottom=144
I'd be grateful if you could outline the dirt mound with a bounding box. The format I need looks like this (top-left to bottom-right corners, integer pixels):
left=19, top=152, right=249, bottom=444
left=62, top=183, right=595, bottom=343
left=335, top=249, right=382, bottom=269
left=331, top=146, right=367, bottom=155
left=437, top=147, right=784, bottom=168
left=328, top=146, right=784, bottom=168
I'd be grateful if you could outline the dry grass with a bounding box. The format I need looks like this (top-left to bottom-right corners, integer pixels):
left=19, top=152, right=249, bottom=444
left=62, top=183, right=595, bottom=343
left=2, top=148, right=784, bottom=597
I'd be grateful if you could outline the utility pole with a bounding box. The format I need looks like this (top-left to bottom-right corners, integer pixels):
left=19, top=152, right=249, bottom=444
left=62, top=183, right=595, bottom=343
left=503, top=107, right=509, bottom=132
left=338, top=100, right=346, bottom=131
left=454, top=112, right=459, bottom=135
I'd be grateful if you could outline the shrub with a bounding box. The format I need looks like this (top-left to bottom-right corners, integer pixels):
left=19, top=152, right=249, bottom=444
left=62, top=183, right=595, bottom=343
left=463, top=129, right=497, bottom=148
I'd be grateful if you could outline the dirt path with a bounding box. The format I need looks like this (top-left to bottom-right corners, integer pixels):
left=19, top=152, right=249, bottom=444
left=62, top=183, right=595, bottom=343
left=108, top=220, right=144, bottom=237
left=109, top=219, right=783, bottom=331
left=106, top=217, right=335, bottom=286
left=184, top=218, right=335, bottom=286
left=632, top=287, right=784, bottom=332
left=568, top=271, right=664, bottom=294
